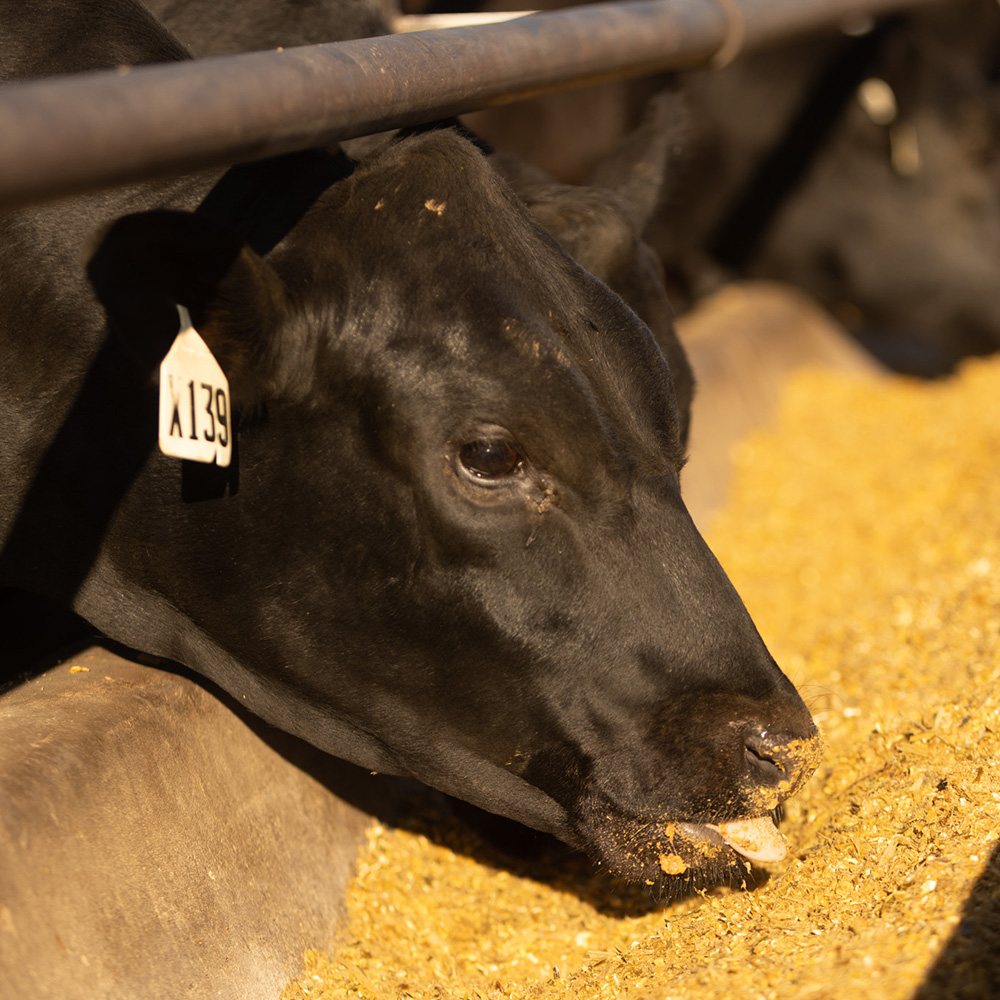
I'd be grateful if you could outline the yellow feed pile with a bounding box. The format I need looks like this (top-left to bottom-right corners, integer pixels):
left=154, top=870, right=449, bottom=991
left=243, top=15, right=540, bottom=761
left=283, top=356, right=1000, bottom=1000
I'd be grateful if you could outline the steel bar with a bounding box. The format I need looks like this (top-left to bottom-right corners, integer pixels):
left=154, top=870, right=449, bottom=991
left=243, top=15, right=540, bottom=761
left=0, top=0, right=947, bottom=209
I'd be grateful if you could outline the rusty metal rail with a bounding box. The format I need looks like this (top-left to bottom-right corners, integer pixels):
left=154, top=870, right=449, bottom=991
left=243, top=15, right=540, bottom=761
left=0, top=0, right=946, bottom=209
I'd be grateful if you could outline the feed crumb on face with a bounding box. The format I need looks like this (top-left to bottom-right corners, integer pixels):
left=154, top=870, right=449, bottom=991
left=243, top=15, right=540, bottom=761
left=283, top=355, right=1000, bottom=1000
left=658, top=853, right=688, bottom=875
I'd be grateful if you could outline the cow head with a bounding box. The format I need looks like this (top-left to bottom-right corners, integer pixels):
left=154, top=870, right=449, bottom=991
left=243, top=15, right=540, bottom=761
left=87, top=128, right=820, bottom=891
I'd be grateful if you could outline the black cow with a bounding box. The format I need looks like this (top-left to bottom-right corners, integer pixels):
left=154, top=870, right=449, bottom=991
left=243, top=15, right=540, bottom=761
left=0, top=0, right=819, bottom=892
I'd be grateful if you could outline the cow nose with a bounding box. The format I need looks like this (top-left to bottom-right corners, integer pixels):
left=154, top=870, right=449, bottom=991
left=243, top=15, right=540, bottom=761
left=743, top=731, right=795, bottom=786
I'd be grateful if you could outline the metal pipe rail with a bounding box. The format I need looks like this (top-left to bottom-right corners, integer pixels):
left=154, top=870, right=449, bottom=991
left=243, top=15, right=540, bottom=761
left=0, top=0, right=945, bottom=209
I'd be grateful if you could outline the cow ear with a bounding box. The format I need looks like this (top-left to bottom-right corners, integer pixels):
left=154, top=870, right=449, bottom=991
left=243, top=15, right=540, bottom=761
left=584, top=88, right=689, bottom=235
left=87, top=209, right=287, bottom=408
left=493, top=158, right=695, bottom=449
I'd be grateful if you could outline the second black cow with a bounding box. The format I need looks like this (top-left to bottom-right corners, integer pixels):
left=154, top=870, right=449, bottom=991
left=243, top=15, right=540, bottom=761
left=0, top=0, right=820, bottom=891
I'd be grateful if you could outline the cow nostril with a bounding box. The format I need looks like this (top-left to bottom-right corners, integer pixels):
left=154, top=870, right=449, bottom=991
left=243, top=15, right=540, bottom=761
left=744, top=735, right=785, bottom=785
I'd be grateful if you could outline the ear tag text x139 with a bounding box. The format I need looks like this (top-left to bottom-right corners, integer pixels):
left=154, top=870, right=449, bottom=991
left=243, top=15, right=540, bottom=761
left=158, top=305, right=232, bottom=467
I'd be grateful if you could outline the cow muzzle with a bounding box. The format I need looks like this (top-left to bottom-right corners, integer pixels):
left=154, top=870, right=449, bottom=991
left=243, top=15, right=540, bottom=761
left=575, top=716, right=824, bottom=893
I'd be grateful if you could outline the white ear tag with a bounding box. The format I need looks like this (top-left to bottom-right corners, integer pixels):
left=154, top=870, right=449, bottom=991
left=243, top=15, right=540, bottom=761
left=158, top=305, right=232, bottom=468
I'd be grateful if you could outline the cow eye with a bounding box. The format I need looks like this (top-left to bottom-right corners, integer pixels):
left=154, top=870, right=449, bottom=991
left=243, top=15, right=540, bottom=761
left=458, top=437, right=523, bottom=480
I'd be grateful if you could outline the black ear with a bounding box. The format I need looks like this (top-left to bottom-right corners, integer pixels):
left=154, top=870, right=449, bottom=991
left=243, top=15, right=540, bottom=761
left=87, top=209, right=287, bottom=408
left=493, top=161, right=695, bottom=448
left=584, top=88, right=689, bottom=235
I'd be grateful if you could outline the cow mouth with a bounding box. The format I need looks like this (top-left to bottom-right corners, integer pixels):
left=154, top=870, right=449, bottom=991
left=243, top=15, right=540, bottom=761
left=580, top=804, right=793, bottom=891
left=547, top=726, right=822, bottom=890
left=638, top=731, right=824, bottom=882
left=705, top=814, right=788, bottom=863
left=663, top=814, right=788, bottom=872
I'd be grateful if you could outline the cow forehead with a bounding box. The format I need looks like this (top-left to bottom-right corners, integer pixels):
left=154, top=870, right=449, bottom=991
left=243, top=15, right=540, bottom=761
left=284, top=130, right=683, bottom=465
left=350, top=252, right=679, bottom=466
left=340, top=138, right=583, bottom=306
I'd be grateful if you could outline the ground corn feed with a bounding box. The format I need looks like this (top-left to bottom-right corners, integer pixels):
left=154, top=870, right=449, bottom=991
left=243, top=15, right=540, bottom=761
left=283, top=356, right=1000, bottom=1000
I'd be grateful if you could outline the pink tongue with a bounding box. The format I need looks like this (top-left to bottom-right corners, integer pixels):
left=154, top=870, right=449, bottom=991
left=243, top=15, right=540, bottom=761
left=707, top=816, right=788, bottom=863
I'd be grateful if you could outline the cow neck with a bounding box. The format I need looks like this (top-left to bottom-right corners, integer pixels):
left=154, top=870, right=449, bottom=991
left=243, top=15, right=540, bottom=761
left=195, top=147, right=356, bottom=257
